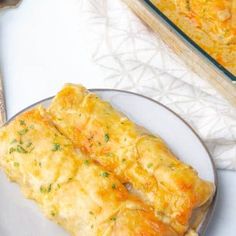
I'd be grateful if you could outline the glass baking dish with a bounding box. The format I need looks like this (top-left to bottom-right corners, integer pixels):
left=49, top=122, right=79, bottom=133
left=137, top=0, right=236, bottom=83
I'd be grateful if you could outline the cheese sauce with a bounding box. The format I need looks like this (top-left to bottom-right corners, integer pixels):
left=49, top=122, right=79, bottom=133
left=151, top=0, right=236, bottom=75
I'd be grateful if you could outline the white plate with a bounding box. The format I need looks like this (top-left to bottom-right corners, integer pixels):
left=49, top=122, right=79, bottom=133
left=0, top=89, right=217, bottom=236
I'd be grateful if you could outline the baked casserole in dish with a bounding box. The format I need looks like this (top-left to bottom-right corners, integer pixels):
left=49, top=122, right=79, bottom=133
left=151, top=0, right=236, bottom=77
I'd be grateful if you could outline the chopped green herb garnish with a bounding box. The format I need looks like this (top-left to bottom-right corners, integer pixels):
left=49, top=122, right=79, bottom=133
left=9, top=147, right=16, bottom=154
left=10, top=139, right=17, bottom=144
left=112, top=183, right=116, bottom=189
left=17, top=145, right=28, bottom=153
left=14, top=162, right=19, bottom=167
left=52, top=143, right=61, bottom=151
left=19, top=120, right=26, bottom=126
left=147, top=163, right=153, bottom=168
left=110, top=217, right=116, bottom=221
left=40, top=184, right=52, bottom=193
left=51, top=211, right=56, bottom=217
left=122, top=158, right=126, bottom=162
left=101, top=172, right=109, bottom=178
left=104, top=133, right=110, bottom=142
left=57, top=184, right=61, bottom=189
left=40, top=186, right=46, bottom=193
left=89, top=211, right=94, bottom=215
left=48, top=184, right=52, bottom=192
left=106, top=153, right=114, bottom=157
left=18, top=128, right=29, bottom=136
left=84, top=160, right=90, bottom=165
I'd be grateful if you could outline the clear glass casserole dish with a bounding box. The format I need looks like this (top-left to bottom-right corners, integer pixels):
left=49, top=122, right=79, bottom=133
left=147, top=0, right=236, bottom=81
left=123, top=0, right=236, bottom=105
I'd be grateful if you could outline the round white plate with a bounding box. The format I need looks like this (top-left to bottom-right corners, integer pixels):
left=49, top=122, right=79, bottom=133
left=0, top=89, right=217, bottom=236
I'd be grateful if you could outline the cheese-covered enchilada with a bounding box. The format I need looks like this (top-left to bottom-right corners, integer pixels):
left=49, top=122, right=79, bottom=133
left=0, top=107, right=176, bottom=236
left=49, top=84, right=215, bottom=235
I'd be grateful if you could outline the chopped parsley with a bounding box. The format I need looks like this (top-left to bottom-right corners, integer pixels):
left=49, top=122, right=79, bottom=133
left=104, top=133, right=110, bottom=142
left=40, top=184, right=52, bottom=194
left=84, top=160, right=90, bottom=165
left=48, top=184, right=52, bottom=192
left=14, top=162, right=19, bottom=167
left=52, top=143, right=61, bottom=151
left=89, top=211, right=94, bottom=215
left=110, top=217, right=116, bottom=221
left=106, top=153, right=114, bottom=157
left=101, top=172, right=109, bottom=178
left=51, top=211, right=56, bottom=217
left=40, top=186, right=46, bottom=193
left=18, top=128, right=29, bottom=136
left=19, top=120, right=26, bottom=126
left=10, top=139, right=17, bottom=144
left=9, top=147, right=16, bottom=154
left=16, top=145, right=28, bottom=153
left=112, top=183, right=116, bottom=189
left=147, top=163, right=153, bottom=168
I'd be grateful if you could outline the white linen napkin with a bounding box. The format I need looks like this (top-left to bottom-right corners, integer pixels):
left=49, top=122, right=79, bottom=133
left=80, top=0, right=236, bottom=170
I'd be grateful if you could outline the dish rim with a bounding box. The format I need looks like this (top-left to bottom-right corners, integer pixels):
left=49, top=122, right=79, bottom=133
left=3, top=88, right=218, bottom=236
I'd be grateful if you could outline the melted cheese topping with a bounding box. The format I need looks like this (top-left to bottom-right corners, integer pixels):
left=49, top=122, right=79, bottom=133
left=0, top=107, right=177, bottom=236
left=151, top=0, right=236, bottom=75
left=49, top=84, right=215, bottom=235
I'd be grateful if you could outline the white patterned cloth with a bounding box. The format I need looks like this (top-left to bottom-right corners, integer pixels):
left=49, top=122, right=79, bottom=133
left=78, top=0, right=236, bottom=170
